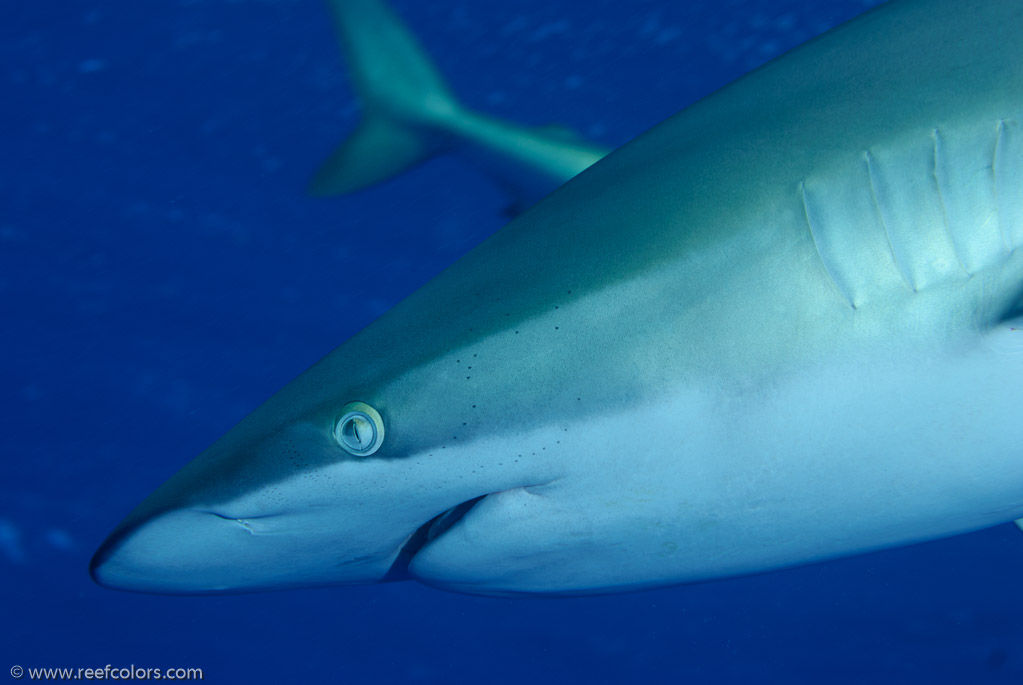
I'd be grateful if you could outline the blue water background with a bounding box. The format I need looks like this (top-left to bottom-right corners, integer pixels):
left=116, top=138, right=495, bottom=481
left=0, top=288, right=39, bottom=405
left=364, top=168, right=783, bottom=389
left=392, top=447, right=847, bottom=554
left=4, top=0, right=1023, bottom=682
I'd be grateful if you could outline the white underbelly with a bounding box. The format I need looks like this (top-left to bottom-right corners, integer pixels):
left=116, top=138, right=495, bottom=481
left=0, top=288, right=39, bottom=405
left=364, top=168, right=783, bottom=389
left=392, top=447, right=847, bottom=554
left=409, top=327, right=1023, bottom=595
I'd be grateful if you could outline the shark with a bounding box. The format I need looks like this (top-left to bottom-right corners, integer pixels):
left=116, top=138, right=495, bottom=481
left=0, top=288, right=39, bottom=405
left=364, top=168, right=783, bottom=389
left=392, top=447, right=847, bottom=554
left=309, top=0, right=610, bottom=214
left=91, top=0, right=1023, bottom=596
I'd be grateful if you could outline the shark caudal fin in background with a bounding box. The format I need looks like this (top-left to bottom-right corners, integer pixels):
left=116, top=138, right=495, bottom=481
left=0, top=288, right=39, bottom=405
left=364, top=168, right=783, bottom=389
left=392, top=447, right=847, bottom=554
left=309, top=0, right=456, bottom=196
left=310, top=0, right=611, bottom=212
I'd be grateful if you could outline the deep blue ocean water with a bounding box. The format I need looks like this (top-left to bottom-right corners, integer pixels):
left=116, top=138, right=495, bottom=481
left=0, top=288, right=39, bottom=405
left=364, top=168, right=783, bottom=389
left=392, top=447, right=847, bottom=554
left=4, top=0, right=1023, bottom=682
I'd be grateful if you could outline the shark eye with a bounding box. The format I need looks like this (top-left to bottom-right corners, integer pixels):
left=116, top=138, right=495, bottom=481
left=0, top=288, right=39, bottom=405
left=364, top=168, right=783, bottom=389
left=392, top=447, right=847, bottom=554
left=334, top=402, right=385, bottom=456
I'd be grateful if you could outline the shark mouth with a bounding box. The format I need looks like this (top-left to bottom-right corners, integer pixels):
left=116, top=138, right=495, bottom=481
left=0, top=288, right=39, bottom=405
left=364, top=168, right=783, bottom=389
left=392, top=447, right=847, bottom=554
left=384, top=495, right=486, bottom=580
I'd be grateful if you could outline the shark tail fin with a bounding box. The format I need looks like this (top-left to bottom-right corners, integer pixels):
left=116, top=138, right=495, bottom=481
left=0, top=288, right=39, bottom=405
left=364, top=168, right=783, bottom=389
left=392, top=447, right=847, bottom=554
left=309, top=113, right=441, bottom=196
left=309, top=0, right=462, bottom=197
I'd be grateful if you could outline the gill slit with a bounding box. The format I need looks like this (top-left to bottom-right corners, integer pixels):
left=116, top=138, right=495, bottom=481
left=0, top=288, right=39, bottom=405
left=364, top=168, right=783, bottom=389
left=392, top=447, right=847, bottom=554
left=799, top=182, right=855, bottom=309
left=864, top=151, right=916, bottom=292
left=931, top=128, right=972, bottom=276
left=994, top=119, right=1014, bottom=254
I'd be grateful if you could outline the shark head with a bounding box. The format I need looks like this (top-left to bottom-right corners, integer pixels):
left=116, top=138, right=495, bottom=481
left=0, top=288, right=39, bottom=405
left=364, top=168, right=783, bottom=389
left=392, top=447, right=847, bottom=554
left=89, top=312, right=569, bottom=594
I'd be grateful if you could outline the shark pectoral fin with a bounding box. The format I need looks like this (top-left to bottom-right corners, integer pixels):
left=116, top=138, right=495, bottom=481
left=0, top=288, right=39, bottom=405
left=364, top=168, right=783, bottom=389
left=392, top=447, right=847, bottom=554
left=308, top=115, right=442, bottom=196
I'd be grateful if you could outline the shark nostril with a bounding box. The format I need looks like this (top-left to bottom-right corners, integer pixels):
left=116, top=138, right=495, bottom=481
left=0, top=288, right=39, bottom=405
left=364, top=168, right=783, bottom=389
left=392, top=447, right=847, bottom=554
left=206, top=511, right=259, bottom=534
left=334, top=402, right=385, bottom=456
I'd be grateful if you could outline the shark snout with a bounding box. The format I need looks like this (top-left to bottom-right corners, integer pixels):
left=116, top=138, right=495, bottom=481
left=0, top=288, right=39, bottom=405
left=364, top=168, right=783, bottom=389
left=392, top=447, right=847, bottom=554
left=90, top=509, right=276, bottom=594
left=91, top=498, right=411, bottom=594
